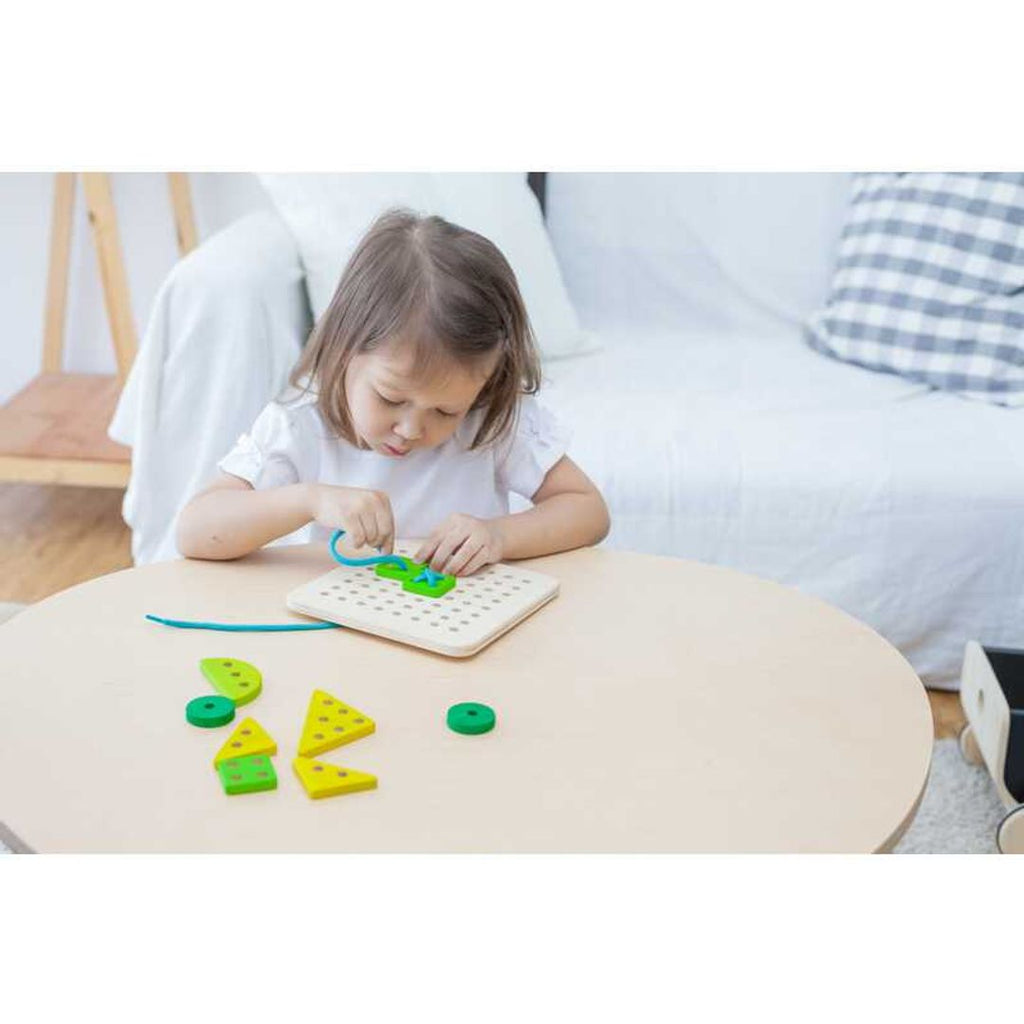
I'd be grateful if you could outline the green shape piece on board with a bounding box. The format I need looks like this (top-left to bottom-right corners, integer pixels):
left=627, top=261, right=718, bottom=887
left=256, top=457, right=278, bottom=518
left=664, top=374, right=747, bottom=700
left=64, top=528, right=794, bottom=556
left=216, top=753, right=278, bottom=795
left=375, top=560, right=415, bottom=582
left=200, top=657, right=262, bottom=706
left=446, top=702, right=496, bottom=735
left=186, top=694, right=236, bottom=728
left=404, top=572, right=456, bottom=598
left=374, top=560, right=456, bottom=599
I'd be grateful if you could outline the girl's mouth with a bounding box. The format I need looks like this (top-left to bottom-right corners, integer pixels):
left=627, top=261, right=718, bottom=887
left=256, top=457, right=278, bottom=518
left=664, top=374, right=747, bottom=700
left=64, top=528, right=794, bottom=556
left=383, top=443, right=410, bottom=457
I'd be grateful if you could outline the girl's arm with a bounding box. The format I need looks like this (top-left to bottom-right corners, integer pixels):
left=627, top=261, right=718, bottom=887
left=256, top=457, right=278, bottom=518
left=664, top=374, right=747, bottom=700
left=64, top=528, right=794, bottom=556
left=176, top=473, right=396, bottom=560
left=494, top=455, right=610, bottom=560
left=176, top=474, right=314, bottom=560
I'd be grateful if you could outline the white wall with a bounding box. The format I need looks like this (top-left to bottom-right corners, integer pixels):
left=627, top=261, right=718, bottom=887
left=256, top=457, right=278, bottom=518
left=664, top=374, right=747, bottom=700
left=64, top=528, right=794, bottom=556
left=0, top=173, right=272, bottom=404
left=545, top=172, right=851, bottom=335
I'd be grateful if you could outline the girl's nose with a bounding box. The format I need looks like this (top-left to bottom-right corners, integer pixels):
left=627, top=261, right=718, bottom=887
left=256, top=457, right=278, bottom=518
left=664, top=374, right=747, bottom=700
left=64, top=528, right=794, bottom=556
left=396, top=415, right=423, bottom=441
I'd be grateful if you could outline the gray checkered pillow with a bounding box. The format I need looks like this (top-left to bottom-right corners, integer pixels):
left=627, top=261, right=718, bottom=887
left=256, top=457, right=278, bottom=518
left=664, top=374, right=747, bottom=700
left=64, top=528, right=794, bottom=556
left=806, top=173, right=1024, bottom=405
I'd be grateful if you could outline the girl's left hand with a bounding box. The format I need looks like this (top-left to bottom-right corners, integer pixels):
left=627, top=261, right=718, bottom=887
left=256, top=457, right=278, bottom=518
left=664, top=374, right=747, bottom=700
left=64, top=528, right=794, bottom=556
left=414, top=513, right=505, bottom=577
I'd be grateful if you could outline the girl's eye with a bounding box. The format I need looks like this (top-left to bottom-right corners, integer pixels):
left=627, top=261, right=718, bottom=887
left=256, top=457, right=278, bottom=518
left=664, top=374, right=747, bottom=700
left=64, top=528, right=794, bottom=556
left=437, top=409, right=459, bottom=418
left=377, top=392, right=402, bottom=407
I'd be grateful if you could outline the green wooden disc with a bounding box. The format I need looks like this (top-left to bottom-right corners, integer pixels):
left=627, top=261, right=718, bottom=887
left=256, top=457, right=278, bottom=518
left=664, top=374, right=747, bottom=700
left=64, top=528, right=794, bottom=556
left=186, top=694, right=236, bottom=728
left=446, top=702, right=496, bottom=735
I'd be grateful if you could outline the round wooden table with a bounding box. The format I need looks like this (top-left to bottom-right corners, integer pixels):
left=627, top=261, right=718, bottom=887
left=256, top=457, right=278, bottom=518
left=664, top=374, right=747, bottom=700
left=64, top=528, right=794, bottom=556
left=0, top=544, right=932, bottom=852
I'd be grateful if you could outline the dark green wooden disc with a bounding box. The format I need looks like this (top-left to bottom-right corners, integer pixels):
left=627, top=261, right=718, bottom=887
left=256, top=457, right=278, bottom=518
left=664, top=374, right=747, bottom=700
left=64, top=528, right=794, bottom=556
left=446, top=702, right=496, bottom=735
left=186, top=694, right=236, bottom=728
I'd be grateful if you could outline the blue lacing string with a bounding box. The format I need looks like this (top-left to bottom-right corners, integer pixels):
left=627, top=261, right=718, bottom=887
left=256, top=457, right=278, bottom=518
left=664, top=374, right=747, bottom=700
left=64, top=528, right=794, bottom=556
left=145, top=529, right=411, bottom=632
left=328, top=528, right=410, bottom=571
left=143, top=614, right=338, bottom=632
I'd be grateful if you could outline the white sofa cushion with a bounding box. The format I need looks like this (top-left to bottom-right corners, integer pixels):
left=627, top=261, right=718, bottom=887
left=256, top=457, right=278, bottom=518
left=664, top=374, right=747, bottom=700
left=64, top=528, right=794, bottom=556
left=806, top=173, right=1024, bottom=406
left=258, top=173, right=597, bottom=361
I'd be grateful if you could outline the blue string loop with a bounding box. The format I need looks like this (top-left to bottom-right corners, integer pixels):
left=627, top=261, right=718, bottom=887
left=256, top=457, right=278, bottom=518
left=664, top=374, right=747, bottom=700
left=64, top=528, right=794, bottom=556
left=329, top=529, right=410, bottom=571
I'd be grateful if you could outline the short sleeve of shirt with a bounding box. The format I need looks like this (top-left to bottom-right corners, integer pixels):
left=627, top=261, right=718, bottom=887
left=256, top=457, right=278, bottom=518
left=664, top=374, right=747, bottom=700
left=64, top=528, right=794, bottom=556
left=217, top=400, right=319, bottom=489
left=495, top=395, right=573, bottom=500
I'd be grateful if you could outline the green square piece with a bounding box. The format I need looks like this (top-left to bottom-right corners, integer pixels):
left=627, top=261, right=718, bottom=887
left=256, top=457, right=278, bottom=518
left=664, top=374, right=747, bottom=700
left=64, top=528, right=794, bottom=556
left=374, top=560, right=456, bottom=599
left=217, top=753, right=278, bottom=795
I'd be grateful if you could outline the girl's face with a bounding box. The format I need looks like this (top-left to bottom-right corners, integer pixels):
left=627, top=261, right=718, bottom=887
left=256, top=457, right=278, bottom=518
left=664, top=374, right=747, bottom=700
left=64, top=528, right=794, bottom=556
left=344, top=339, right=499, bottom=457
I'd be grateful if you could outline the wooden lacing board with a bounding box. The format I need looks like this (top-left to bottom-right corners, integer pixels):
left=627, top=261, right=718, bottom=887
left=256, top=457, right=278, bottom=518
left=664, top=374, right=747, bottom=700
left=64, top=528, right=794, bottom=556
left=287, top=541, right=560, bottom=657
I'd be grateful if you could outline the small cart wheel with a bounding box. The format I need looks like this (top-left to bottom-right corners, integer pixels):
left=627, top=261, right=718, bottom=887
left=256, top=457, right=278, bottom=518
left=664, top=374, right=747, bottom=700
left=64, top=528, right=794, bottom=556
left=996, top=806, right=1024, bottom=855
left=958, top=723, right=984, bottom=767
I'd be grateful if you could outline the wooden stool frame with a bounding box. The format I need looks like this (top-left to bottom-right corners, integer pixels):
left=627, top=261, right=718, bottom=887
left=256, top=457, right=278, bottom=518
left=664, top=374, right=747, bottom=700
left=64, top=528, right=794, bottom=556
left=0, top=172, right=197, bottom=488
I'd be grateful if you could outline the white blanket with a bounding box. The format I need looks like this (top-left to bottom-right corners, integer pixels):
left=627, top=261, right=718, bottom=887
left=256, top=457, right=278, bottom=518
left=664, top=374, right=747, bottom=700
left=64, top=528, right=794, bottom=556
left=108, top=212, right=311, bottom=564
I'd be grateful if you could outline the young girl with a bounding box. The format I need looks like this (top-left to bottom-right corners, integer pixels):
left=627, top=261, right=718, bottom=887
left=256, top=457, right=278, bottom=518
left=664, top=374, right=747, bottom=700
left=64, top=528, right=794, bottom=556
left=176, top=208, right=610, bottom=578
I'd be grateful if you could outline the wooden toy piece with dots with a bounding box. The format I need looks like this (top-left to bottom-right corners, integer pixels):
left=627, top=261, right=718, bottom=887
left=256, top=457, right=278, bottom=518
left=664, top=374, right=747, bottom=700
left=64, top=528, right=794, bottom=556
left=293, top=757, right=377, bottom=799
left=294, top=688, right=377, bottom=800
left=218, top=754, right=278, bottom=795
left=213, top=717, right=277, bottom=767
left=297, top=689, right=375, bottom=758
left=200, top=657, right=262, bottom=706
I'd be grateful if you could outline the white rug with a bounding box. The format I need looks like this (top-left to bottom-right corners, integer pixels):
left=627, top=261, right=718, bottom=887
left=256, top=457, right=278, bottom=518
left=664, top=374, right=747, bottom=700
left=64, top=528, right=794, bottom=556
left=0, top=594, right=1007, bottom=855
left=893, top=738, right=1004, bottom=854
left=0, top=602, right=25, bottom=626
left=1, top=603, right=26, bottom=855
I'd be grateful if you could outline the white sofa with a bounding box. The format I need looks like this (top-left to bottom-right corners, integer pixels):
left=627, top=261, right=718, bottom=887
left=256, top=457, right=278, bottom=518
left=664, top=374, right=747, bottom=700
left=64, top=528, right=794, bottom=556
left=110, top=173, right=1024, bottom=688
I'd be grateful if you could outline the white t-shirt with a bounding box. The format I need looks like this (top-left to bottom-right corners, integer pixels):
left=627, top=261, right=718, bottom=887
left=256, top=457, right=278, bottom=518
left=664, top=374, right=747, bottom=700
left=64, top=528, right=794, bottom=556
left=217, top=389, right=572, bottom=545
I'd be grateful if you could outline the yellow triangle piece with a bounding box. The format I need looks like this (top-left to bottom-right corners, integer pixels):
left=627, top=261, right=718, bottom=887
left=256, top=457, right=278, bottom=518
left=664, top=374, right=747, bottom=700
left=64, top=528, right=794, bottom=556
left=293, top=757, right=377, bottom=799
left=213, top=717, right=277, bottom=767
left=297, top=689, right=375, bottom=758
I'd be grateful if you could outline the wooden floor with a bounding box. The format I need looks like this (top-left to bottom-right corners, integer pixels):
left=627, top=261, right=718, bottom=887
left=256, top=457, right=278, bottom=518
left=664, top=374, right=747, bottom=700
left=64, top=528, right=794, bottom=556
left=0, top=482, right=132, bottom=604
left=0, top=482, right=965, bottom=740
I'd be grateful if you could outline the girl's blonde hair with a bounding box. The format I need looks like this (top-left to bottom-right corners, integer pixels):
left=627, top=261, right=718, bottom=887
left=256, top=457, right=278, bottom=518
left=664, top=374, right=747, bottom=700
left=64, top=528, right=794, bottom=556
left=290, top=207, right=543, bottom=450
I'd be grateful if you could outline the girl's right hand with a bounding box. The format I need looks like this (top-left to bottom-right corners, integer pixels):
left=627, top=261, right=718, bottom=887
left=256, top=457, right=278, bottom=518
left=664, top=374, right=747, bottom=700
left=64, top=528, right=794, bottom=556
left=307, top=484, right=395, bottom=553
